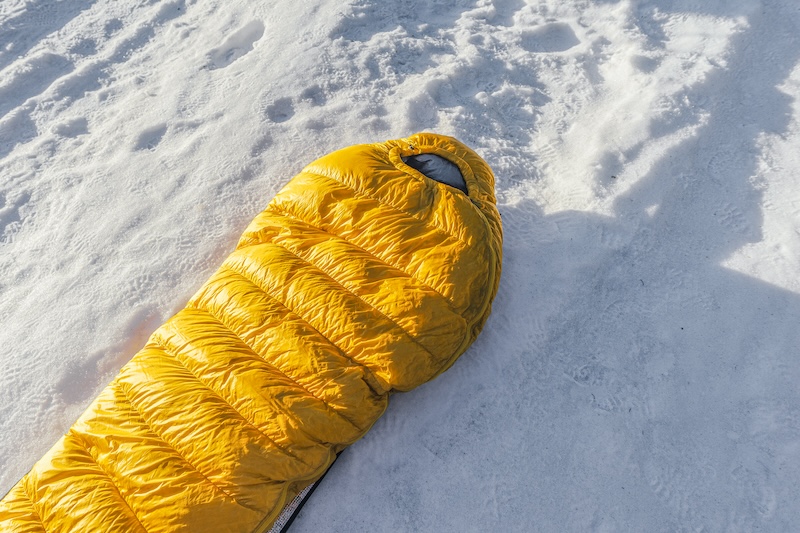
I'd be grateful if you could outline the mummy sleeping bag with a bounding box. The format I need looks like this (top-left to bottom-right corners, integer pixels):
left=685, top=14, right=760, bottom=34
left=0, top=132, right=503, bottom=532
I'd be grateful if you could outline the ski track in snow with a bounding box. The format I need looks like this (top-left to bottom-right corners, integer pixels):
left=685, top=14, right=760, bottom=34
left=2, top=0, right=800, bottom=531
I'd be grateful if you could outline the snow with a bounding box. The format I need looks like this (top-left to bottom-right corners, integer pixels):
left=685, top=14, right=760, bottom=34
left=2, top=0, right=800, bottom=530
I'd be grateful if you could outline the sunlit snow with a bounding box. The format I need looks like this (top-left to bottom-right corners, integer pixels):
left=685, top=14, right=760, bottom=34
left=2, top=0, right=799, bottom=530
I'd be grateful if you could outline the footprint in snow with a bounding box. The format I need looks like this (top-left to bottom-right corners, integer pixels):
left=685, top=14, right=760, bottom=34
left=520, top=23, right=580, bottom=53
left=265, top=97, right=295, bottom=123
left=206, top=20, right=265, bottom=70
left=300, top=85, right=327, bottom=106
left=134, top=123, right=167, bottom=151
left=0, top=190, right=32, bottom=241
left=51, top=117, right=88, bottom=138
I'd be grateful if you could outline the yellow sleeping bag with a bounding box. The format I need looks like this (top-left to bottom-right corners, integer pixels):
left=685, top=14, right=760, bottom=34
left=0, top=133, right=503, bottom=532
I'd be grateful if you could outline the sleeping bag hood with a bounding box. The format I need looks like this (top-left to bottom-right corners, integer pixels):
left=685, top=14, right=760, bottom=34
left=0, top=132, right=503, bottom=532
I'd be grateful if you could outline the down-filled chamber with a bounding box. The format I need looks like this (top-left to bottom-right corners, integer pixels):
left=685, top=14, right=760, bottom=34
left=0, top=132, right=503, bottom=533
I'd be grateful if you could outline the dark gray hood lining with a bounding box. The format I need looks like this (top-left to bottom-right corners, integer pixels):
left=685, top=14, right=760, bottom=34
left=402, top=153, right=468, bottom=194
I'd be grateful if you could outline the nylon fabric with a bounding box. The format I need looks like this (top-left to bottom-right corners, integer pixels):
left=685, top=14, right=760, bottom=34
left=0, top=133, right=503, bottom=532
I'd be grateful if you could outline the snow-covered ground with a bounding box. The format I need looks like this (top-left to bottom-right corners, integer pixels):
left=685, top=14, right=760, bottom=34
left=2, top=0, right=800, bottom=530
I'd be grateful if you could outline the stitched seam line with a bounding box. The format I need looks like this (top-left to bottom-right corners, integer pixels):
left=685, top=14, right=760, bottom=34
left=259, top=205, right=457, bottom=311
left=191, top=303, right=365, bottom=434
left=68, top=433, right=150, bottom=533
left=19, top=478, right=48, bottom=533
left=151, top=336, right=316, bottom=469
left=267, top=204, right=452, bottom=306
left=302, top=168, right=469, bottom=248
left=115, top=379, right=255, bottom=509
left=221, top=260, right=387, bottom=395
left=259, top=239, right=442, bottom=361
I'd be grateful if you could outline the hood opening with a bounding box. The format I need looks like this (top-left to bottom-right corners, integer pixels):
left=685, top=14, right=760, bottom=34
left=401, top=153, right=468, bottom=194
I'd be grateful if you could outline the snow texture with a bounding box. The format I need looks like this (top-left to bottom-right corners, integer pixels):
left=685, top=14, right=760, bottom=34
left=2, top=0, right=800, bottom=531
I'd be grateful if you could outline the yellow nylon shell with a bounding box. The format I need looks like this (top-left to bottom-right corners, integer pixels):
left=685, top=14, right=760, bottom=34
left=0, top=133, right=503, bottom=532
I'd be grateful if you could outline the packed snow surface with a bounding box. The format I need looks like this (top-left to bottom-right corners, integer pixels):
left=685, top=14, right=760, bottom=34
left=2, top=0, right=800, bottom=530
